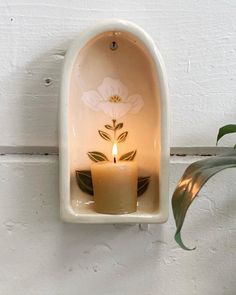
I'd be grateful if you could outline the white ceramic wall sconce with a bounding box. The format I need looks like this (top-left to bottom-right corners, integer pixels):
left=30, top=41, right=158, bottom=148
left=60, top=19, right=169, bottom=223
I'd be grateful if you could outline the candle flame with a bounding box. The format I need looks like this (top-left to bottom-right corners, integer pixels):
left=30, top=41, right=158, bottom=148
left=112, top=143, right=118, bottom=157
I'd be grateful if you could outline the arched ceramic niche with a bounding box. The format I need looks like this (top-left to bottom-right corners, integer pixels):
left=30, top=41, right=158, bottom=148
left=60, top=19, right=169, bottom=223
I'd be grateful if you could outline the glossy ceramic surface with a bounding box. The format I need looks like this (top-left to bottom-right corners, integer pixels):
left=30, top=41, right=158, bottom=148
left=60, top=19, right=169, bottom=223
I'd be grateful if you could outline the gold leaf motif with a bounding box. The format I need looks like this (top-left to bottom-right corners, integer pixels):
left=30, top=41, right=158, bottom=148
left=98, top=130, right=112, bottom=141
left=119, top=150, right=136, bottom=161
left=87, top=151, right=109, bottom=162
left=105, top=124, right=114, bottom=130
left=115, top=123, right=123, bottom=130
left=117, top=131, right=128, bottom=143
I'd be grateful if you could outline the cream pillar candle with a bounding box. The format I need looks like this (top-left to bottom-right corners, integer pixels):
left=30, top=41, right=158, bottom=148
left=91, top=161, right=138, bottom=214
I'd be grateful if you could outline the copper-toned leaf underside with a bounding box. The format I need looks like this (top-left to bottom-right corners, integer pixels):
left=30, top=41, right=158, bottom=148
left=172, top=150, right=236, bottom=250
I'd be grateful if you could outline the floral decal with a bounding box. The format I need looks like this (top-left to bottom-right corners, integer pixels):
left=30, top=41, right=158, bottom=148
left=87, top=119, right=135, bottom=163
left=76, top=77, right=150, bottom=198
left=81, top=77, right=144, bottom=119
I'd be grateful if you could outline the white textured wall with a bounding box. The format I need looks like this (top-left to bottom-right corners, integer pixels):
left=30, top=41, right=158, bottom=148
left=1, top=0, right=236, bottom=148
left=0, top=156, right=235, bottom=294
left=0, top=1, right=235, bottom=294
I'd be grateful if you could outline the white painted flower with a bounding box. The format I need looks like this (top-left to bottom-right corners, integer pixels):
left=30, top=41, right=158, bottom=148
left=81, top=77, right=144, bottom=119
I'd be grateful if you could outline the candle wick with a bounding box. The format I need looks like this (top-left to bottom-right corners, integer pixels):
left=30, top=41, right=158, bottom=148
left=114, top=157, right=117, bottom=163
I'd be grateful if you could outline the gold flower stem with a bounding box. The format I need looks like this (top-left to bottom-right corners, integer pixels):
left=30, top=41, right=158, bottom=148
left=112, top=119, right=117, bottom=142
left=112, top=119, right=117, bottom=163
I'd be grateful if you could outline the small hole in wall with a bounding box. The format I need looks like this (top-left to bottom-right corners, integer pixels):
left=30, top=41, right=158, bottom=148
left=44, top=78, right=52, bottom=86
left=110, top=41, right=118, bottom=51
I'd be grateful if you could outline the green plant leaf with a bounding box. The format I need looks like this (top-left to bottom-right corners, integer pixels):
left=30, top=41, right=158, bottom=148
left=75, top=170, right=150, bottom=197
left=172, top=150, right=236, bottom=251
left=117, top=131, right=128, bottom=143
left=75, top=170, right=94, bottom=195
left=105, top=124, right=114, bottom=130
left=115, top=123, right=123, bottom=130
left=119, top=150, right=137, bottom=161
left=216, top=124, right=236, bottom=145
left=98, top=130, right=111, bottom=141
left=88, top=151, right=109, bottom=162
left=138, top=176, right=150, bottom=196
